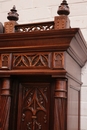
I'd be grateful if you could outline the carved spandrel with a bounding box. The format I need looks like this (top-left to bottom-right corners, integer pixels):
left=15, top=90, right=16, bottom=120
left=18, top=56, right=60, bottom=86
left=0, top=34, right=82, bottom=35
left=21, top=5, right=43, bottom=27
left=13, top=53, right=51, bottom=68
left=53, top=52, right=64, bottom=69
left=0, top=54, right=11, bottom=69
left=19, top=83, right=50, bottom=130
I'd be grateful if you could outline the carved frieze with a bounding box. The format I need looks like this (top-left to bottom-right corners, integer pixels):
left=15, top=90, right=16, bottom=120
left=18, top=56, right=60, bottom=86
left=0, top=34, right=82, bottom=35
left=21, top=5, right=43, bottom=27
left=0, top=52, right=65, bottom=70
left=13, top=53, right=51, bottom=69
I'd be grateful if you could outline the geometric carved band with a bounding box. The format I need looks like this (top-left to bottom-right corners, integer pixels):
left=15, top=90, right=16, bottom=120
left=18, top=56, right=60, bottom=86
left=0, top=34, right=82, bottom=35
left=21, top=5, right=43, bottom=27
left=0, top=52, right=64, bottom=70
left=13, top=52, right=64, bottom=69
left=13, top=53, right=51, bottom=68
left=54, top=80, right=67, bottom=98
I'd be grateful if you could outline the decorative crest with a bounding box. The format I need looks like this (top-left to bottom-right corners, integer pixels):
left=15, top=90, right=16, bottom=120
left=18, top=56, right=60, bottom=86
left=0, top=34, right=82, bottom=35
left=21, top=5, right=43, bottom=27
left=7, top=5, right=19, bottom=21
left=57, top=0, right=70, bottom=15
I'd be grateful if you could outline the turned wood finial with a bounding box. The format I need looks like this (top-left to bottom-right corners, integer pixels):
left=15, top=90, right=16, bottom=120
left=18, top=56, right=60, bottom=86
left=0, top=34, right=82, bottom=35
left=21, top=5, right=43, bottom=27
left=54, top=0, right=70, bottom=29
left=4, top=6, right=19, bottom=33
left=57, top=0, right=70, bottom=15
left=7, top=5, right=19, bottom=21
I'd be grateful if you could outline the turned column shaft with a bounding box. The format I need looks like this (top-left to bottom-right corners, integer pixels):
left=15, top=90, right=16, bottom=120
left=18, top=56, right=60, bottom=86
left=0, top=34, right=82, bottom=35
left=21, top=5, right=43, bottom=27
left=54, top=80, right=67, bottom=130
left=0, top=78, right=11, bottom=130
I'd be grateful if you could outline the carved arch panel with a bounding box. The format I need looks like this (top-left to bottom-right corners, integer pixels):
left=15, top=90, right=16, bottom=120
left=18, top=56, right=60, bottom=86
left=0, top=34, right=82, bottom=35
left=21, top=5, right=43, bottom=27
left=17, top=82, right=51, bottom=130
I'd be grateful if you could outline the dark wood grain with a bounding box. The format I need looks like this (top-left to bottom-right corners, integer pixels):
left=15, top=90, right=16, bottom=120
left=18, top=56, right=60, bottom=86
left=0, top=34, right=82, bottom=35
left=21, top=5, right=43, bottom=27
left=0, top=26, right=86, bottom=130
left=0, top=78, right=11, bottom=130
left=54, top=80, right=67, bottom=130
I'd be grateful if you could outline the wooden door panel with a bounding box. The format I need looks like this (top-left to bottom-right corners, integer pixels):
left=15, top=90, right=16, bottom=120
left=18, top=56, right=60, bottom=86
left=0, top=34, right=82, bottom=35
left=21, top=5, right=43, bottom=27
left=17, top=83, right=50, bottom=130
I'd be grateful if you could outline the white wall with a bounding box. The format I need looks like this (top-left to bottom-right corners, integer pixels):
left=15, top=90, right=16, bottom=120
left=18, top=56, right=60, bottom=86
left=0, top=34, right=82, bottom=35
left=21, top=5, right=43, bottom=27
left=0, top=0, right=87, bottom=129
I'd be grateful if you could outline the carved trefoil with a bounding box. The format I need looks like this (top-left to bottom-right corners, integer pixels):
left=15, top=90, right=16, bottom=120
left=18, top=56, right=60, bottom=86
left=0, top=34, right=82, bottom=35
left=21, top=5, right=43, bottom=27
left=18, top=83, right=50, bottom=130
left=53, top=52, right=64, bottom=69
left=13, top=53, right=51, bottom=69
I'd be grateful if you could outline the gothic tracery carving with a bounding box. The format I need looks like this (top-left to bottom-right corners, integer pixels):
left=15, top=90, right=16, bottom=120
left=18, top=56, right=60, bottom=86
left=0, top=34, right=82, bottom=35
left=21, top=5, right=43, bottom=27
left=53, top=52, right=64, bottom=68
left=20, top=83, right=50, bottom=130
left=13, top=53, right=50, bottom=68
left=0, top=54, right=11, bottom=69
left=0, top=52, right=64, bottom=70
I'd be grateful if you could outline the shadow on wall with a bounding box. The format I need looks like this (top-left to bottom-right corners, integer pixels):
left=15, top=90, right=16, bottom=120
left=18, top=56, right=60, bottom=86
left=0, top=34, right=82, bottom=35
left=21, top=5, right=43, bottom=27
left=0, top=22, right=3, bottom=33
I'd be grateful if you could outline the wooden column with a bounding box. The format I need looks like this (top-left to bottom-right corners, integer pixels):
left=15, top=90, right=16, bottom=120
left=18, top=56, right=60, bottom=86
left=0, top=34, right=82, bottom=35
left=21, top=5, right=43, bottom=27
left=0, top=78, right=11, bottom=130
left=54, top=80, right=67, bottom=130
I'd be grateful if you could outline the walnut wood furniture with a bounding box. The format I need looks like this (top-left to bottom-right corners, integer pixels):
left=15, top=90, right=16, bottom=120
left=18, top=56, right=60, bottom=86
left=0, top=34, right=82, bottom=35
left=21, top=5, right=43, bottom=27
left=0, top=27, right=87, bottom=130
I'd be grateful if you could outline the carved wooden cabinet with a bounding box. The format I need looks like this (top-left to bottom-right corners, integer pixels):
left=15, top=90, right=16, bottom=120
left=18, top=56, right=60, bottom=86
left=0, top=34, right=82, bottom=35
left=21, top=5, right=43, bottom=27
left=0, top=28, right=87, bottom=130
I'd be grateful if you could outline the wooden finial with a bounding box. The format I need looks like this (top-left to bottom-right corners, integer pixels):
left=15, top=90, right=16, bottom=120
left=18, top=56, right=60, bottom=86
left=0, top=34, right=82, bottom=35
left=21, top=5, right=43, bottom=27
left=57, top=0, right=70, bottom=15
left=4, top=6, right=19, bottom=33
left=54, top=0, right=70, bottom=29
left=7, top=5, right=19, bottom=21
